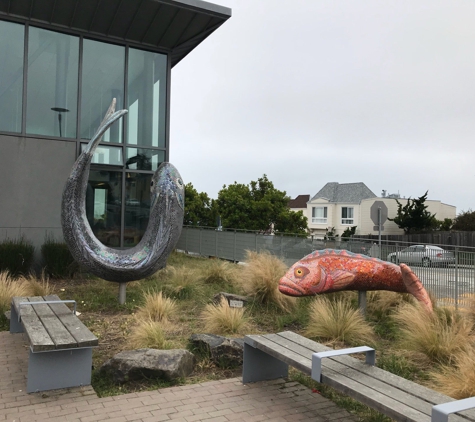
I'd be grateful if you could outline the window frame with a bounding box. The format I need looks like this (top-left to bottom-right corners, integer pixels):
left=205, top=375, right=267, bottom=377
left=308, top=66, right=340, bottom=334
left=341, top=206, right=354, bottom=225
left=0, top=18, right=172, bottom=249
left=312, top=206, right=328, bottom=224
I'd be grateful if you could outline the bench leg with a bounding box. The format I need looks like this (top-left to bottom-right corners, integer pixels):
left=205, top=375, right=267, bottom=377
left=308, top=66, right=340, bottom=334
left=27, top=348, right=93, bottom=393
left=242, top=343, right=288, bottom=384
left=9, top=303, right=23, bottom=333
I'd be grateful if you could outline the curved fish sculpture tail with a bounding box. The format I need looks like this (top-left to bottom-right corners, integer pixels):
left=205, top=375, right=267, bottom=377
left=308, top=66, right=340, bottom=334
left=61, top=99, right=184, bottom=282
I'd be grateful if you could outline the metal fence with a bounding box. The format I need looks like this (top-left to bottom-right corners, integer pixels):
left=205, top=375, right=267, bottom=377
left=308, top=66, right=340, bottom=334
left=176, top=227, right=475, bottom=309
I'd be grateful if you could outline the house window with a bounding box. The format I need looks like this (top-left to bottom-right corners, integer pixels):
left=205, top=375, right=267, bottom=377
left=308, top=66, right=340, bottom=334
left=312, top=206, right=327, bottom=224
left=341, top=207, right=354, bottom=225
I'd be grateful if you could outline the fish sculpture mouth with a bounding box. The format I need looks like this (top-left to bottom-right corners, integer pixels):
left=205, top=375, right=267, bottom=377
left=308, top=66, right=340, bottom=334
left=278, top=277, right=307, bottom=296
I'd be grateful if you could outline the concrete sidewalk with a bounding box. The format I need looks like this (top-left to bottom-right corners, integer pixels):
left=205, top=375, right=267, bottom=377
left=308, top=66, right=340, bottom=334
left=0, top=332, right=357, bottom=422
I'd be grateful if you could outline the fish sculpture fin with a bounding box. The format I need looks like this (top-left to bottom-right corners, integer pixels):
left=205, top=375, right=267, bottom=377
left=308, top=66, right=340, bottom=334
left=330, top=270, right=355, bottom=289
left=400, top=263, right=433, bottom=312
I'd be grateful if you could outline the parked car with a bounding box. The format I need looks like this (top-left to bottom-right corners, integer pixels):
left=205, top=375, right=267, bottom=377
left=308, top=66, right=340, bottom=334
left=387, top=245, right=455, bottom=267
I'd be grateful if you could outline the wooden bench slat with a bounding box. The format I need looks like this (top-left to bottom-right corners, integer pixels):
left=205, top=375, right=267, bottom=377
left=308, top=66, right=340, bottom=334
left=44, top=295, right=98, bottom=348
left=12, top=296, right=55, bottom=352
left=246, top=332, right=475, bottom=422
left=27, top=296, right=78, bottom=350
left=278, top=331, right=475, bottom=421
left=266, top=333, right=438, bottom=420
left=245, top=334, right=430, bottom=422
left=245, top=334, right=312, bottom=375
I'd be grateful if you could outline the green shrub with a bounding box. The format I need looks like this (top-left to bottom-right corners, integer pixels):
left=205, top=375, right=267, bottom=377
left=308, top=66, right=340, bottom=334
left=0, top=237, right=35, bottom=276
left=41, top=236, right=78, bottom=278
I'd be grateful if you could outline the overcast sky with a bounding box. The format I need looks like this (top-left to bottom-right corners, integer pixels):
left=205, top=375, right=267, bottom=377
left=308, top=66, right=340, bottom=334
left=170, top=0, right=475, bottom=214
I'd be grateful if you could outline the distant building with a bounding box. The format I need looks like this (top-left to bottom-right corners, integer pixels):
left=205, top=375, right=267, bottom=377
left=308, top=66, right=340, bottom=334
left=288, top=195, right=310, bottom=213
left=289, top=182, right=456, bottom=237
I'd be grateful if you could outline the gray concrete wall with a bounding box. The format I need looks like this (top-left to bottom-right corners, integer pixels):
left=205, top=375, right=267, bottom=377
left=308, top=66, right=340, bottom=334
left=0, top=134, right=76, bottom=264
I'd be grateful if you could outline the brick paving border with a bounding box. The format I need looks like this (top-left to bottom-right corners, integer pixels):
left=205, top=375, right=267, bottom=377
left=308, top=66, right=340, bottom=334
left=1, top=332, right=357, bottom=421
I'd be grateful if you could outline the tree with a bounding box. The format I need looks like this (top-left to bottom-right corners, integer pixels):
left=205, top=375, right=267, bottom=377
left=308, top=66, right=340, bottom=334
left=215, top=175, right=308, bottom=234
left=434, top=218, right=453, bottom=231
left=184, top=183, right=218, bottom=227
left=452, top=209, right=475, bottom=231
left=341, top=226, right=357, bottom=241
left=387, top=191, right=437, bottom=234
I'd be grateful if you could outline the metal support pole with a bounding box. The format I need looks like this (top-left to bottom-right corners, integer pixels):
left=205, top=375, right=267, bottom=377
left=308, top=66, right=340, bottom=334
left=378, top=207, right=382, bottom=259
left=233, top=230, right=237, bottom=262
left=455, top=247, right=459, bottom=310
left=358, top=291, right=367, bottom=316
left=118, top=282, right=126, bottom=305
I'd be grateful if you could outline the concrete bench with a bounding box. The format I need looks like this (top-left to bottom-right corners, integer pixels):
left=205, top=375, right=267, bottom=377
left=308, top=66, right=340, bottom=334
left=242, top=331, right=475, bottom=422
left=10, top=294, right=98, bottom=393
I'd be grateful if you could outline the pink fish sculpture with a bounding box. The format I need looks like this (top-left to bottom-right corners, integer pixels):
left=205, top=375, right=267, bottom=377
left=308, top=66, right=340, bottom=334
left=279, top=249, right=432, bottom=312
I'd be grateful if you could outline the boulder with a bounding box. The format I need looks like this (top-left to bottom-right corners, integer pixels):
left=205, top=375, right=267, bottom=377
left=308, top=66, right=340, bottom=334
left=100, top=348, right=195, bottom=384
left=190, top=333, right=244, bottom=368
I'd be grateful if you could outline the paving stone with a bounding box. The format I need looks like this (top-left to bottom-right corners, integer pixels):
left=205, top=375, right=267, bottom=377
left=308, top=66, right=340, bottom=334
left=1, top=331, right=358, bottom=422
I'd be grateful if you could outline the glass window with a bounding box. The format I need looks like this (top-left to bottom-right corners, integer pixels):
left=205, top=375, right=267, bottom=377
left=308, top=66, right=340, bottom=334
left=86, top=170, right=122, bottom=247
left=127, top=48, right=167, bottom=147
left=26, top=27, right=79, bottom=138
left=81, top=143, right=123, bottom=166
left=312, top=206, right=327, bottom=224
left=125, top=173, right=152, bottom=246
left=0, top=21, right=24, bottom=133
left=126, top=148, right=164, bottom=171
left=81, top=39, right=124, bottom=143
left=341, top=207, right=354, bottom=225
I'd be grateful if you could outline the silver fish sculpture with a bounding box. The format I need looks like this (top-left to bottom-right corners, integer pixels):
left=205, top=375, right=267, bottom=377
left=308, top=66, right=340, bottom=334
left=61, top=99, right=184, bottom=282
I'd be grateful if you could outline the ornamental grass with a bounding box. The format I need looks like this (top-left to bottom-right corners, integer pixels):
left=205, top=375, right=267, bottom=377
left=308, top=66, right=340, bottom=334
left=135, top=291, right=177, bottom=322
left=239, top=250, right=295, bottom=312
left=128, top=320, right=173, bottom=350
left=20, top=271, right=53, bottom=297
left=200, top=259, right=237, bottom=286
left=305, top=296, right=375, bottom=346
left=201, top=297, right=250, bottom=335
left=160, top=266, right=203, bottom=300
left=393, top=302, right=475, bottom=365
left=430, top=347, right=475, bottom=399
left=367, top=291, right=415, bottom=317
left=0, top=271, right=29, bottom=315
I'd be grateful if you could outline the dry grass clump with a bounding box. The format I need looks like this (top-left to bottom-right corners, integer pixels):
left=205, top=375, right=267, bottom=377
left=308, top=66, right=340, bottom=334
left=0, top=271, right=29, bottom=314
left=128, top=320, right=173, bottom=350
left=160, top=266, right=202, bottom=299
left=135, top=291, right=177, bottom=322
left=201, top=298, right=250, bottom=335
left=200, top=259, right=237, bottom=285
left=393, top=302, right=475, bottom=365
left=430, top=348, right=475, bottom=399
left=20, top=271, right=53, bottom=297
left=367, top=291, right=415, bottom=316
left=240, top=250, right=295, bottom=312
left=305, top=296, right=375, bottom=346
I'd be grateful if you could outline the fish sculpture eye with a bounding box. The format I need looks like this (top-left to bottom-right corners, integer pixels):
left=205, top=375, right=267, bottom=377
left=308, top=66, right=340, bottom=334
left=294, top=266, right=309, bottom=278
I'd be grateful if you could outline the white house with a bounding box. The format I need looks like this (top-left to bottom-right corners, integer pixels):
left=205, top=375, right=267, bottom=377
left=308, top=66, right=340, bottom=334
left=290, top=183, right=456, bottom=237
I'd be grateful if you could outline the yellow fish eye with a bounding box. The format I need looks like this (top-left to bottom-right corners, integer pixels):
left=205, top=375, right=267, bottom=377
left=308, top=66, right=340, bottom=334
left=294, top=266, right=309, bottom=278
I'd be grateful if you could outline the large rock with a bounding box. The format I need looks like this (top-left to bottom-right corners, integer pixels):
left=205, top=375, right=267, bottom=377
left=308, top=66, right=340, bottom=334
left=190, top=334, right=244, bottom=368
left=100, top=349, right=195, bottom=384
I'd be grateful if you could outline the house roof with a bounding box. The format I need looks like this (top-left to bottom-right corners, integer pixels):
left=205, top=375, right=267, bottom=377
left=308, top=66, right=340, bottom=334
left=288, top=195, right=310, bottom=209
left=0, top=0, right=232, bottom=67
left=311, top=182, right=376, bottom=203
